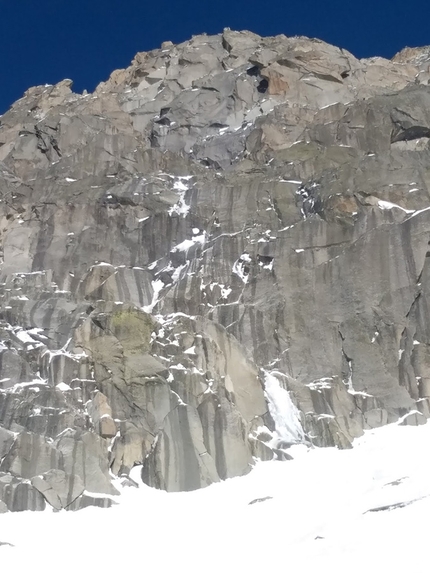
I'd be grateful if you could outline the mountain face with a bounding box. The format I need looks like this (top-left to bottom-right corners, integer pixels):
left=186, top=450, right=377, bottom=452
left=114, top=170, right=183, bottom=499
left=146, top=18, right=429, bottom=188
left=1, top=29, right=430, bottom=512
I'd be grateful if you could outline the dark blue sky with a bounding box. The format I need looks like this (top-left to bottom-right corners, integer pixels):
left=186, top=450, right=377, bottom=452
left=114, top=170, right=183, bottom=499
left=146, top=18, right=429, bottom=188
left=1, top=0, right=429, bottom=114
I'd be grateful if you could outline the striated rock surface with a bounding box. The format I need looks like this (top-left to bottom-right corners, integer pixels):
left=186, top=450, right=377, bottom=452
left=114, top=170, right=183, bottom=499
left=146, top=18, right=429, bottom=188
left=1, top=29, right=430, bottom=510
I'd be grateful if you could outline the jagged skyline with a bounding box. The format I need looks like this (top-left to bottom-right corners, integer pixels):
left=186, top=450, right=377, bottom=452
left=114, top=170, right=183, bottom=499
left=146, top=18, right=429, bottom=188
left=1, top=0, right=429, bottom=114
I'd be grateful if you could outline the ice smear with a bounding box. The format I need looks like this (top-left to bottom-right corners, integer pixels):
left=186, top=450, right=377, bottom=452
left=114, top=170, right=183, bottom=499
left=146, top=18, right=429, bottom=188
left=263, top=370, right=305, bottom=444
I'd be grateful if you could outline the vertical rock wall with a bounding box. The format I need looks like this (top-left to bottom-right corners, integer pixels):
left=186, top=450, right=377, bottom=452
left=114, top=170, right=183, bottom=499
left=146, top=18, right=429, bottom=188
left=1, top=30, right=430, bottom=509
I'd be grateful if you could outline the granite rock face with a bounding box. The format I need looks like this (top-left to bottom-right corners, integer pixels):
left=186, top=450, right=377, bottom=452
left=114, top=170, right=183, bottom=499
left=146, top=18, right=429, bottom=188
left=1, top=30, right=430, bottom=510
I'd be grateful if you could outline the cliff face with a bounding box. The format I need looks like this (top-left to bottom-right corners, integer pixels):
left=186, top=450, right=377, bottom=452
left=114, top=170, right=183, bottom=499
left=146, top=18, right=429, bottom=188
left=1, top=29, right=430, bottom=511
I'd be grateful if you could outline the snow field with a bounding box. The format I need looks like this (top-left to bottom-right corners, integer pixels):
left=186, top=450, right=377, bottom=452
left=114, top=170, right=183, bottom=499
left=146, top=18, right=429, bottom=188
left=2, top=420, right=430, bottom=572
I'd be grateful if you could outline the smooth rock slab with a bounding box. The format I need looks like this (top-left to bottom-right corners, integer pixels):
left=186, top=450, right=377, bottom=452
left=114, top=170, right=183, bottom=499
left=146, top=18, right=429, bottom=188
left=31, top=469, right=84, bottom=510
left=0, top=473, right=46, bottom=511
left=0, top=432, right=61, bottom=479
left=142, top=404, right=220, bottom=491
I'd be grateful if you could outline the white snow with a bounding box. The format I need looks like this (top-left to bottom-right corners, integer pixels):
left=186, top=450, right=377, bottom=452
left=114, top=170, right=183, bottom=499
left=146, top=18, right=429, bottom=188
left=183, top=346, right=196, bottom=355
left=171, top=389, right=187, bottom=406
left=409, top=206, right=430, bottom=218
left=169, top=194, right=190, bottom=217
left=42, top=342, right=88, bottom=365
left=377, top=200, right=415, bottom=214
left=306, top=377, right=333, bottom=391
left=232, top=259, right=249, bottom=283
left=7, top=379, right=47, bottom=393
left=171, top=232, right=206, bottom=254
left=27, top=328, right=47, bottom=339
left=320, top=102, right=340, bottom=109
left=232, top=253, right=252, bottom=283
left=173, top=180, right=188, bottom=192
left=220, top=286, right=232, bottom=299
left=56, top=382, right=72, bottom=392
left=142, top=279, right=164, bottom=313
left=3, top=421, right=430, bottom=572
left=168, top=177, right=193, bottom=217
left=8, top=326, right=44, bottom=348
left=170, top=363, right=187, bottom=371
left=345, top=359, right=356, bottom=394
left=171, top=263, right=188, bottom=284
left=240, top=253, right=251, bottom=263
left=261, top=259, right=273, bottom=270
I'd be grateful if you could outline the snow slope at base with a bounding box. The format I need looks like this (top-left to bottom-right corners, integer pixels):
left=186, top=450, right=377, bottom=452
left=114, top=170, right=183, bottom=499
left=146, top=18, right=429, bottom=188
left=1, top=421, right=430, bottom=573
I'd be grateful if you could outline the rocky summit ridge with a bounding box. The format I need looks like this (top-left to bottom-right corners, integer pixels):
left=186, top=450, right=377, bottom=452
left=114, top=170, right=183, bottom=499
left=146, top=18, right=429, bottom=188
left=1, top=29, right=430, bottom=512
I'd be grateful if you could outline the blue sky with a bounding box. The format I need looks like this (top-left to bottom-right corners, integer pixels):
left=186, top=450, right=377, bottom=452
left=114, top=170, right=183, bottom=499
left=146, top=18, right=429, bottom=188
left=0, top=0, right=429, bottom=114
